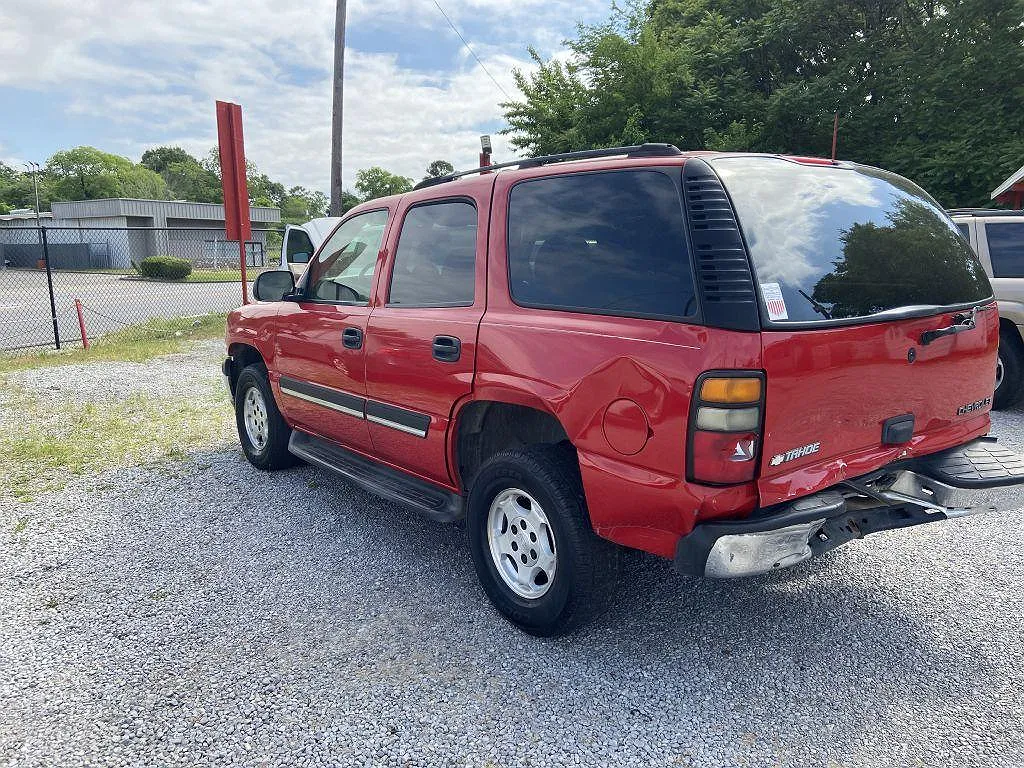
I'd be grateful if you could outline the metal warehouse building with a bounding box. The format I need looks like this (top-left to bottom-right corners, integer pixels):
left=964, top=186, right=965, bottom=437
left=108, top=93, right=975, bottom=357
left=0, top=199, right=280, bottom=269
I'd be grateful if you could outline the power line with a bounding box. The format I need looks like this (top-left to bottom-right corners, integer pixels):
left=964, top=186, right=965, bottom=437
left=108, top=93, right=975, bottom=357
left=431, top=0, right=512, bottom=102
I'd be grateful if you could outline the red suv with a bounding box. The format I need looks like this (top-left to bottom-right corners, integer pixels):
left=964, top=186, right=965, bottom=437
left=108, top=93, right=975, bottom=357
left=224, top=145, right=1024, bottom=635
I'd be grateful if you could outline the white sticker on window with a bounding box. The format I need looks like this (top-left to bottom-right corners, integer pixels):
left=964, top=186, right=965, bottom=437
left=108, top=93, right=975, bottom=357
left=761, top=282, right=788, bottom=321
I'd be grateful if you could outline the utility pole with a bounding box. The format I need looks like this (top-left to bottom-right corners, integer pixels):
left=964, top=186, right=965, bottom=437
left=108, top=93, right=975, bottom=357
left=24, top=161, right=42, bottom=225
left=329, top=0, right=347, bottom=216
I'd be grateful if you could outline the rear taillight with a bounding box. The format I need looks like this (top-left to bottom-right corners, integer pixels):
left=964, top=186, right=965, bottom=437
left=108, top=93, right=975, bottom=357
left=687, top=372, right=765, bottom=485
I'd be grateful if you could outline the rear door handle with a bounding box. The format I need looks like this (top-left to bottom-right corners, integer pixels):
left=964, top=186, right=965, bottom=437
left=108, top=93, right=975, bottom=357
left=432, top=335, right=461, bottom=362
left=342, top=326, right=363, bottom=349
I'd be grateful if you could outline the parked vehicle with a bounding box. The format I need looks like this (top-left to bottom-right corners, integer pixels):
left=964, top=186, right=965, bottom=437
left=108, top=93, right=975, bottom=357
left=949, top=209, right=1024, bottom=409
left=279, top=217, right=341, bottom=276
left=224, top=145, right=1024, bottom=635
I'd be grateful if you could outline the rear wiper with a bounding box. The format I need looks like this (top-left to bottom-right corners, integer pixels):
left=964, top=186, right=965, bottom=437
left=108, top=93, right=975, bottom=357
left=797, top=289, right=833, bottom=319
left=920, top=306, right=979, bottom=346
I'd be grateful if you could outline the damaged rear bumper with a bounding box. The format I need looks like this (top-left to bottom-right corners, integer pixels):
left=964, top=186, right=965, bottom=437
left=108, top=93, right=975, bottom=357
left=675, top=436, right=1024, bottom=578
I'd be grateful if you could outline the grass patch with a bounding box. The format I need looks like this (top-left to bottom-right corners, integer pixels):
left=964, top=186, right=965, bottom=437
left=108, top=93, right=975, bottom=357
left=184, top=269, right=264, bottom=283
left=0, top=386, right=234, bottom=501
left=126, top=269, right=269, bottom=283
left=0, top=313, right=227, bottom=372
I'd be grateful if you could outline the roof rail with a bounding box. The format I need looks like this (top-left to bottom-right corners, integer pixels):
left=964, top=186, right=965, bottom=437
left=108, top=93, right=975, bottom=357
left=412, top=143, right=683, bottom=190
left=947, top=208, right=1023, bottom=216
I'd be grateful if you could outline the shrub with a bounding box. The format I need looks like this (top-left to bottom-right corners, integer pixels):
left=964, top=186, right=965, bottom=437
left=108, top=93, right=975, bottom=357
left=137, top=256, right=193, bottom=280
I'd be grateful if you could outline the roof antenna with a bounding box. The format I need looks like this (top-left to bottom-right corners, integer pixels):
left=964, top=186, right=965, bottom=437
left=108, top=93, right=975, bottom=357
left=831, top=112, right=839, bottom=163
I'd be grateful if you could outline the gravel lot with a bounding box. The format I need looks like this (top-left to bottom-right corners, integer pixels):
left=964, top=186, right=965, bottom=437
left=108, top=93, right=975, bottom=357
left=2, top=342, right=1024, bottom=767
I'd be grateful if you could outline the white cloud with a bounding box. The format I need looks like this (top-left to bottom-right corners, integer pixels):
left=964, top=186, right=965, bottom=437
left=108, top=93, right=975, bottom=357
left=0, top=0, right=610, bottom=193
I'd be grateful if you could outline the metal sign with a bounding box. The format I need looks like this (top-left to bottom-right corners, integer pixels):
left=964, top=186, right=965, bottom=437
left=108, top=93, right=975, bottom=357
left=216, top=100, right=252, bottom=302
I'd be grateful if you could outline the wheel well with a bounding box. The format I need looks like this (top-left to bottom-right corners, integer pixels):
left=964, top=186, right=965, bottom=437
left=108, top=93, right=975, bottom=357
left=455, top=401, right=572, bottom=490
left=227, top=343, right=266, bottom=395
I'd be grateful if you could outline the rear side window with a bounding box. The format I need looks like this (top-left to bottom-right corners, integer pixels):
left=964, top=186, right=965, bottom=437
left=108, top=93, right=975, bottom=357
left=389, top=201, right=477, bottom=307
left=986, top=222, right=1024, bottom=278
left=711, top=157, right=992, bottom=323
left=507, top=170, right=696, bottom=319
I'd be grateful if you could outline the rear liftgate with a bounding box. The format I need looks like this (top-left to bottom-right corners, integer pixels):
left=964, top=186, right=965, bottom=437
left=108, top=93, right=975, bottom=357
left=675, top=437, right=1024, bottom=578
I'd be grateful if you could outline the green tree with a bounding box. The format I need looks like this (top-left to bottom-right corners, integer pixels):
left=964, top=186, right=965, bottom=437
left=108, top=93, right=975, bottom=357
left=424, top=160, right=455, bottom=179
left=280, top=185, right=330, bottom=224
left=0, top=162, right=17, bottom=213
left=142, top=146, right=221, bottom=202
left=0, top=162, right=54, bottom=212
left=162, top=160, right=222, bottom=203
left=45, top=146, right=168, bottom=200
left=503, top=0, right=1024, bottom=206
left=354, top=167, right=414, bottom=200
left=339, top=190, right=361, bottom=214
left=202, top=147, right=288, bottom=207
left=140, top=146, right=195, bottom=175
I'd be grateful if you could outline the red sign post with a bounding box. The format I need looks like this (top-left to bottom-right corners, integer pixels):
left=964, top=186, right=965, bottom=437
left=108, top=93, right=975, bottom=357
left=216, top=100, right=252, bottom=304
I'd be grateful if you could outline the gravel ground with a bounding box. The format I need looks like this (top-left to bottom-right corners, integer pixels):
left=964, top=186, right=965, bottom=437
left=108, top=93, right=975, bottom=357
left=2, top=344, right=1024, bottom=768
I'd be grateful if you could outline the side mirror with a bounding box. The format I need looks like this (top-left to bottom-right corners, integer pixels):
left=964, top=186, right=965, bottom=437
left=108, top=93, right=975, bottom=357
left=289, top=251, right=312, bottom=264
left=253, top=270, right=296, bottom=302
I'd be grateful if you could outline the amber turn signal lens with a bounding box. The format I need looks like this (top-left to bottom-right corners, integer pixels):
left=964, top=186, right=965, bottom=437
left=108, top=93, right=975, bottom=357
left=700, top=377, right=762, bottom=404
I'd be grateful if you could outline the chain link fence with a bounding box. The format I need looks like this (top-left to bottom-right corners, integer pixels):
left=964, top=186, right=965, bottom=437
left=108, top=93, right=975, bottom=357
left=0, top=225, right=283, bottom=353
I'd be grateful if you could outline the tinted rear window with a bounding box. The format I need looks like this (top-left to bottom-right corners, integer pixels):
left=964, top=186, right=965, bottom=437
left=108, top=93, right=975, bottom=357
left=986, top=222, right=1024, bottom=278
left=507, top=170, right=696, bottom=319
left=711, top=157, right=992, bottom=323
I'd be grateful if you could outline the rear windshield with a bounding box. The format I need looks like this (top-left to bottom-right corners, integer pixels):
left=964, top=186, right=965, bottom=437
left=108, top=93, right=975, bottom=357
left=711, top=156, right=992, bottom=323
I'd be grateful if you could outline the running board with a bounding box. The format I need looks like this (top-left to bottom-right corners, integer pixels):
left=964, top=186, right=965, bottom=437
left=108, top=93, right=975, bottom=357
left=288, top=431, right=465, bottom=523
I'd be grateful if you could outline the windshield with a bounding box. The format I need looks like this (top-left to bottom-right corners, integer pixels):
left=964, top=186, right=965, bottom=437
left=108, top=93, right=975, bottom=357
left=711, top=156, right=992, bottom=323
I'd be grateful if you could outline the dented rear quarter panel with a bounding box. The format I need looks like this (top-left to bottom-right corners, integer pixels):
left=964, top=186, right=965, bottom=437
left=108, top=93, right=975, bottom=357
left=476, top=166, right=764, bottom=558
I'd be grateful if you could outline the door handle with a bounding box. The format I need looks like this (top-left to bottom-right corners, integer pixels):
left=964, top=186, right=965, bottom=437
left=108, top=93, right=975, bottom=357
left=342, top=326, right=363, bottom=349
left=432, top=335, right=461, bottom=362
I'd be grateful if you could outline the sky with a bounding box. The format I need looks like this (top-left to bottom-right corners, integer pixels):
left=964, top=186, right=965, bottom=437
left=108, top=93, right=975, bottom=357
left=0, top=0, right=610, bottom=194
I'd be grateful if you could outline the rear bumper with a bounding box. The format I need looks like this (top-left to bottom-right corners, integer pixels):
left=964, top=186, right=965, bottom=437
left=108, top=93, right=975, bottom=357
left=675, top=437, right=1023, bottom=578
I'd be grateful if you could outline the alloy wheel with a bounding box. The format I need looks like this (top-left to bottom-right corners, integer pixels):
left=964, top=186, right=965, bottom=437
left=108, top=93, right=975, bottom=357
left=243, top=386, right=269, bottom=451
left=487, top=488, right=557, bottom=599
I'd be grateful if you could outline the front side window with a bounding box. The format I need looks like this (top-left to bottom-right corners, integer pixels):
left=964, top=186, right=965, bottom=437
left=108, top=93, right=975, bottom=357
left=304, top=210, right=389, bottom=304
left=388, top=201, right=477, bottom=307
left=507, top=170, right=695, bottom=319
left=711, top=156, right=992, bottom=322
left=986, top=222, right=1024, bottom=278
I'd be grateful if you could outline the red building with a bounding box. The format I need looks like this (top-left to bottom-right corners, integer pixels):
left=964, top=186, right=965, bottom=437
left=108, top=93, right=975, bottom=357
left=992, top=164, right=1024, bottom=208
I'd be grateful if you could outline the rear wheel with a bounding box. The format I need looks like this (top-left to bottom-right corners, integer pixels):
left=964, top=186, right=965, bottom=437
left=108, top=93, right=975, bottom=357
left=234, top=365, right=295, bottom=470
left=994, top=328, right=1024, bottom=410
left=466, top=444, right=617, bottom=636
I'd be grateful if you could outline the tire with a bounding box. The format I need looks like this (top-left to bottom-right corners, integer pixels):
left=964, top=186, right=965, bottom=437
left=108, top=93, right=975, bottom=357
left=466, top=443, right=618, bottom=636
left=234, top=365, right=296, bottom=470
left=994, top=328, right=1024, bottom=410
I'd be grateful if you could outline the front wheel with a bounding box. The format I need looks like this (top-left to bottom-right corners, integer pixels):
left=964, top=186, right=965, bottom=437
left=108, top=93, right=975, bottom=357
left=466, top=444, right=617, bottom=636
left=234, top=365, right=296, bottom=470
